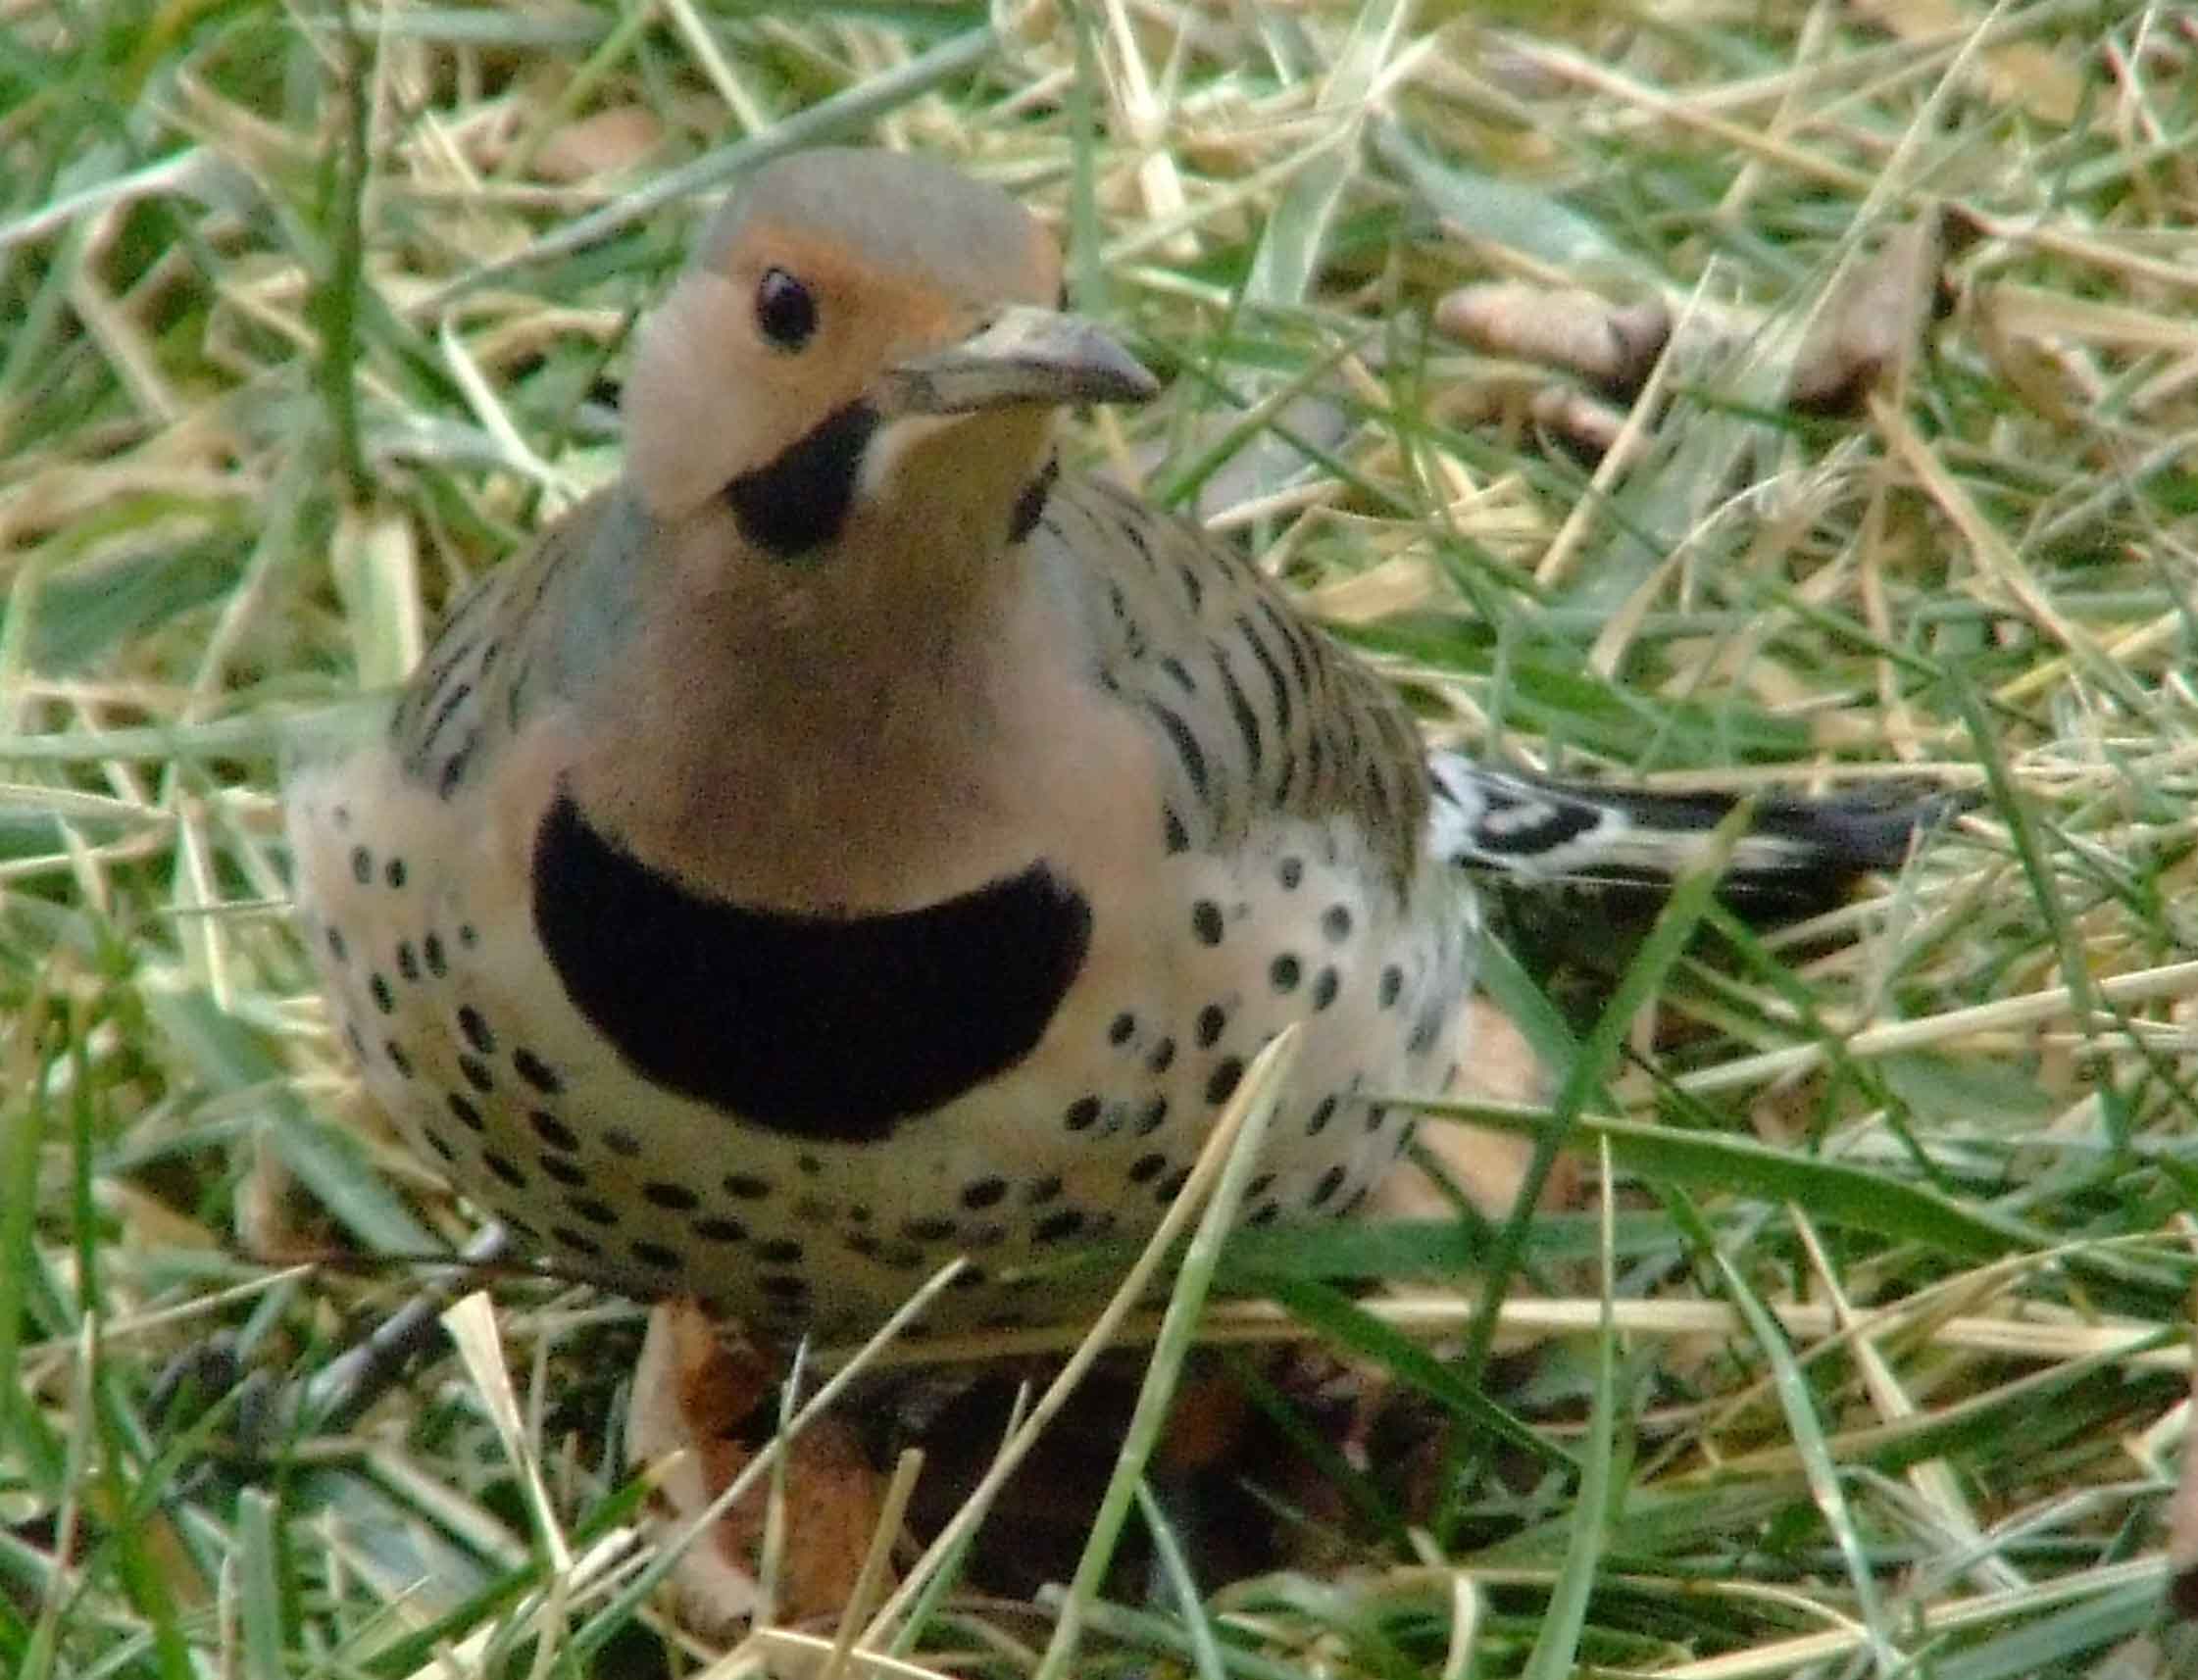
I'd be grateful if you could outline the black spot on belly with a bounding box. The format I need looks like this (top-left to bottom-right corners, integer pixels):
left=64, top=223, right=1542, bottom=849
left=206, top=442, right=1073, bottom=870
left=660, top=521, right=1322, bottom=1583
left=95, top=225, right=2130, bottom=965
left=531, top=790, right=1092, bottom=1141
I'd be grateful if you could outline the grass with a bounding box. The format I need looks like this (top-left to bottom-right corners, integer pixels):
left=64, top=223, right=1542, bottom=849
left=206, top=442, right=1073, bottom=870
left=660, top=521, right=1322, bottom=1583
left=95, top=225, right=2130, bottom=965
left=2, top=0, right=2194, bottom=1675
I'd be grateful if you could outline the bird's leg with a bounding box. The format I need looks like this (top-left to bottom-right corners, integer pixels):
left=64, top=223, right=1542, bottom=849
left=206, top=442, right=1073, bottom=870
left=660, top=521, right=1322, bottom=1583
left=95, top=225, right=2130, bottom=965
left=627, top=1299, right=886, bottom=1638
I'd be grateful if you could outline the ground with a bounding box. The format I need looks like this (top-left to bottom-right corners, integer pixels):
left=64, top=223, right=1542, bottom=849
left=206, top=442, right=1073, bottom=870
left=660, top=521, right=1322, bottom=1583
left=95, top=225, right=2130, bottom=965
left=1, top=3, right=2194, bottom=1678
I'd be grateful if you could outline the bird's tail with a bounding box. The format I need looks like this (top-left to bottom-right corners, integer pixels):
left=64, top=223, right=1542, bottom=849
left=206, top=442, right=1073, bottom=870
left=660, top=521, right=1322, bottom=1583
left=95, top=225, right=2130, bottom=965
left=1427, top=753, right=1969, bottom=921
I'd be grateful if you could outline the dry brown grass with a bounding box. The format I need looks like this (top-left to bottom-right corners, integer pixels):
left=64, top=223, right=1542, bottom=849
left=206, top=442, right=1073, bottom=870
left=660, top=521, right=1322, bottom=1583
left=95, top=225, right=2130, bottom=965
left=2, top=2, right=2194, bottom=1676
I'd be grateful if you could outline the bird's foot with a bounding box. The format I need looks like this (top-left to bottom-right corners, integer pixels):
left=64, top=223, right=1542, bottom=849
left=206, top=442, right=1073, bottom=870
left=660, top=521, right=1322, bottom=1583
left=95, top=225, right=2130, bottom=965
left=627, top=1300, right=887, bottom=1641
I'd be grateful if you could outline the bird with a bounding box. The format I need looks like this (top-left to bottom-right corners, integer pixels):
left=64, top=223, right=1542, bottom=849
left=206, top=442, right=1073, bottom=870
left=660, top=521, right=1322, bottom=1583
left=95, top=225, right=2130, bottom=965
left=286, top=147, right=1957, bottom=1352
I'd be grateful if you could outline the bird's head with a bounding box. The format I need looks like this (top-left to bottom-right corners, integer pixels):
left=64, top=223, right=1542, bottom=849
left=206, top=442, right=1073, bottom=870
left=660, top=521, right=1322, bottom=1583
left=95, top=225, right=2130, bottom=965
left=624, top=148, right=1157, bottom=568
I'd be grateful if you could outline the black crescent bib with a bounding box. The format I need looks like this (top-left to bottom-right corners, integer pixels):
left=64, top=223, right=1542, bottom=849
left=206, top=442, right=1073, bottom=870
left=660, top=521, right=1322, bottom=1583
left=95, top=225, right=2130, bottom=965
left=531, top=789, right=1092, bottom=1141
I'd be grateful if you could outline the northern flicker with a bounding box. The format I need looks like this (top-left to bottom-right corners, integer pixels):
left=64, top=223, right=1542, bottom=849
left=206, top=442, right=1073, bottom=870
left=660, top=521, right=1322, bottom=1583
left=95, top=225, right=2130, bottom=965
left=287, top=146, right=1951, bottom=1350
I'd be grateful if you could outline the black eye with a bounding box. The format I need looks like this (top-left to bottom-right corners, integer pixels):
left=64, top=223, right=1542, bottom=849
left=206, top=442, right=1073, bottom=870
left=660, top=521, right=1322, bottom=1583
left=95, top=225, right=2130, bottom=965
left=755, top=268, right=817, bottom=350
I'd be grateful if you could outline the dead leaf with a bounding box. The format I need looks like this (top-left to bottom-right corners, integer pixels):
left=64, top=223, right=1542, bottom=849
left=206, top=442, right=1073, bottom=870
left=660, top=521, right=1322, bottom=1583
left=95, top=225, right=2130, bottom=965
left=1437, top=214, right=1951, bottom=434
left=1435, top=282, right=1672, bottom=392
left=533, top=106, right=667, bottom=184
left=1849, top=0, right=2082, bottom=125
left=628, top=1302, right=885, bottom=1639
left=1790, top=212, right=1950, bottom=413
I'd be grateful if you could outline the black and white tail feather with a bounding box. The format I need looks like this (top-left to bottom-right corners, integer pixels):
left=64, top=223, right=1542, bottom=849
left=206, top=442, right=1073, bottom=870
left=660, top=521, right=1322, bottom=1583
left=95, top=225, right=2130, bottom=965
left=1427, top=754, right=1966, bottom=922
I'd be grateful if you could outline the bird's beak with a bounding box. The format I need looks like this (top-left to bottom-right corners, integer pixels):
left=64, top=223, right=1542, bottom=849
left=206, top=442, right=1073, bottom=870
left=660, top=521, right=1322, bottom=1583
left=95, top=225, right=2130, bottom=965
left=878, top=306, right=1159, bottom=416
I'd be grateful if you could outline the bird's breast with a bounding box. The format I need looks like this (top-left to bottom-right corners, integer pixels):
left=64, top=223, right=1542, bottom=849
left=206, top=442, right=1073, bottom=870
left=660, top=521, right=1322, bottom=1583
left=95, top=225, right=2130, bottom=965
left=529, top=787, right=1093, bottom=1140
